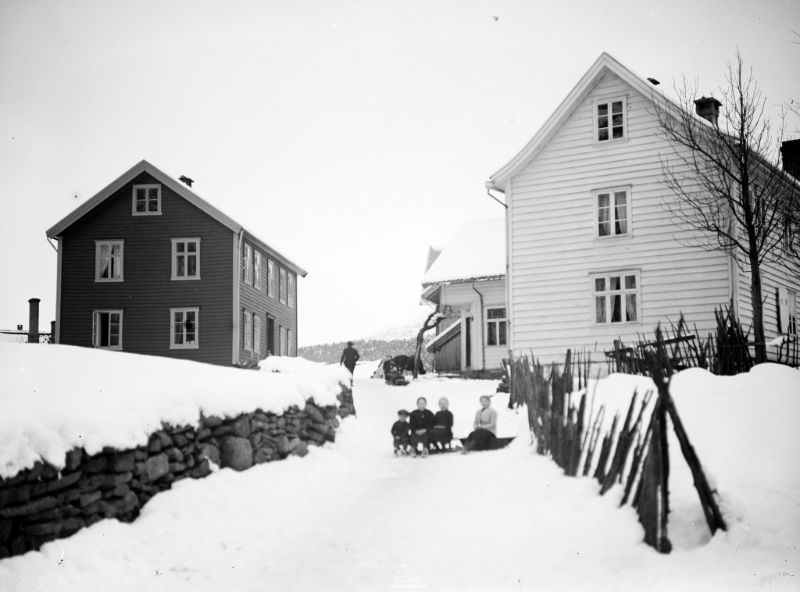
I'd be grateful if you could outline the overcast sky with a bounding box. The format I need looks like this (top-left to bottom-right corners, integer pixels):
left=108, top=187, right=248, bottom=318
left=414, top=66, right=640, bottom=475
left=1, top=0, right=798, bottom=346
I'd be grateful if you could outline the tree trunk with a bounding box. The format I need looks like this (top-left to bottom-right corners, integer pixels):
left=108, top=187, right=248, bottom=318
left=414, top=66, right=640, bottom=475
left=749, top=252, right=767, bottom=363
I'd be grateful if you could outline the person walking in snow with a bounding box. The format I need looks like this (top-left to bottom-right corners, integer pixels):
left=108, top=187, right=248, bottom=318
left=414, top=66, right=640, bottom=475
left=340, top=341, right=360, bottom=376
left=462, top=395, right=497, bottom=452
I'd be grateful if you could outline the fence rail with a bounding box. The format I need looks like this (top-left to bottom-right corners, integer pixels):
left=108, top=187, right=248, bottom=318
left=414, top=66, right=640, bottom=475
left=511, top=327, right=726, bottom=553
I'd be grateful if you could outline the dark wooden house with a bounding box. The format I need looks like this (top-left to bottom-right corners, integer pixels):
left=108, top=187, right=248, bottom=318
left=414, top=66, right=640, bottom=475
left=46, top=160, right=307, bottom=366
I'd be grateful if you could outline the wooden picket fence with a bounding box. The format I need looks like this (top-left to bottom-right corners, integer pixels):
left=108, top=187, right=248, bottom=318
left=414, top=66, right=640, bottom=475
left=511, top=328, right=726, bottom=553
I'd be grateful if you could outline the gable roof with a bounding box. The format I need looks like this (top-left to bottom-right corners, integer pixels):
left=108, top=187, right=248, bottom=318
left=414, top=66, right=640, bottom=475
left=486, top=52, right=679, bottom=192
left=45, top=159, right=307, bottom=277
left=422, top=218, right=505, bottom=285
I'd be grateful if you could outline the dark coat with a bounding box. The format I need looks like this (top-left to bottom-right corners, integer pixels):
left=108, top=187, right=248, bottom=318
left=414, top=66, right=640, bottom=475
left=434, top=410, right=454, bottom=430
left=340, top=346, right=360, bottom=367
left=409, top=409, right=435, bottom=432
left=391, top=420, right=411, bottom=438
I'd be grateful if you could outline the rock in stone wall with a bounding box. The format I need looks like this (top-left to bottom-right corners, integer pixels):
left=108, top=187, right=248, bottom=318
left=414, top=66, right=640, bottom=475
left=0, top=399, right=341, bottom=559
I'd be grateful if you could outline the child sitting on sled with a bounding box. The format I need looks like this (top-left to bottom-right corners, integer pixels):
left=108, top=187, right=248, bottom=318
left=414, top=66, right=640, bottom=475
left=428, top=397, right=454, bottom=452
left=391, top=409, right=411, bottom=455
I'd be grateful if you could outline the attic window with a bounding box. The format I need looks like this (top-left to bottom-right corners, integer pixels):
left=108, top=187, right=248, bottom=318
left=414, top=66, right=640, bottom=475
left=132, top=184, right=161, bottom=215
left=595, top=98, right=626, bottom=142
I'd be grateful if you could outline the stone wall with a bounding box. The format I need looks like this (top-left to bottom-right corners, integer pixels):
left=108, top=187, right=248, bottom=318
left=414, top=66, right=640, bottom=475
left=0, top=391, right=354, bottom=559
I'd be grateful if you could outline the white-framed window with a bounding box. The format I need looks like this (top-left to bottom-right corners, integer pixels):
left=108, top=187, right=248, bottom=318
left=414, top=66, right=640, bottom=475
left=243, top=309, right=253, bottom=351
left=95, top=240, right=124, bottom=282
left=594, top=97, right=626, bottom=142
left=288, top=329, right=295, bottom=356
left=253, top=314, right=262, bottom=355
left=170, top=307, right=199, bottom=349
left=288, top=273, right=296, bottom=309
left=486, top=307, right=507, bottom=346
left=279, top=268, right=288, bottom=304
left=592, top=271, right=640, bottom=324
left=595, top=188, right=630, bottom=237
left=93, top=310, right=122, bottom=349
left=267, top=259, right=277, bottom=298
left=132, top=184, right=161, bottom=215
left=254, top=250, right=262, bottom=290
left=280, top=325, right=288, bottom=355
left=171, top=238, right=200, bottom=280
left=243, top=244, right=253, bottom=285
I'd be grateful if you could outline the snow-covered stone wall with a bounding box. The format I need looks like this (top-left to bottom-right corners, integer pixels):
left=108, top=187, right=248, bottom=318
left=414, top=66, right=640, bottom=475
left=0, top=398, right=349, bottom=559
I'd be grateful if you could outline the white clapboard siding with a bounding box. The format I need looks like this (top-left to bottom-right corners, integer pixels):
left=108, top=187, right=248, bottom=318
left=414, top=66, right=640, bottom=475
left=440, top=279, right=507, bottom=370
left=508, top=70, right=733, bottom=365
left=735, top=246, right=800, bottom=355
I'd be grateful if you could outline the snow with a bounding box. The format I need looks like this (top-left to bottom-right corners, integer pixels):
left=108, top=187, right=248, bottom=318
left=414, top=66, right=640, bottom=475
left=0, top=344, right=349, bottom=478
left=422, top=218, right=505, bottom=284
left=1, top=363, right=799, bottom=591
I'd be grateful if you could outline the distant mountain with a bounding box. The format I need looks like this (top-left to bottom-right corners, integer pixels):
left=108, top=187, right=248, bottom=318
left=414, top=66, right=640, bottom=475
left=298, top=338, right=434, bottom=367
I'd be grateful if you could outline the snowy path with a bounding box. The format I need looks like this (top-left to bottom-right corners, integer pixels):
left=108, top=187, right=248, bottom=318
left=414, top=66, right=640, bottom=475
left=1, top=374, right=798, bottom=591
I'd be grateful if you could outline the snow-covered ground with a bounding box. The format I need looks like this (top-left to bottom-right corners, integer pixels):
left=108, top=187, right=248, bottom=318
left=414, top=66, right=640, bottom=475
left=0, top=344, right=349, bottom=478
left=1, top=360, right=798, bottom=591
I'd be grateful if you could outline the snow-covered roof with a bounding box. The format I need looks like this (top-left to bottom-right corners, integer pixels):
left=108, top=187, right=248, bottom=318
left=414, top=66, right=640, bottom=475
left=425, top=319, right=461, bottom=352
left=422, top=218, right=506, bottom=284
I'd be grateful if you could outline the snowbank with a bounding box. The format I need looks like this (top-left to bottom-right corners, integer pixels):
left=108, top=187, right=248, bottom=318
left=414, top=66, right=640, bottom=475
left=0, top=344, right=349, bottom=478
left=581, top=364, right=800, bottom=550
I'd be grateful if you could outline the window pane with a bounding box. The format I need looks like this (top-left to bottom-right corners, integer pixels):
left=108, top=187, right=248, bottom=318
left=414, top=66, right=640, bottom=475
left=597, top=115, right=608, bottom=129
left=487, top=323, right=496, bottom=346
left=625, top=275, right=636, bottom=289
left=597, top=104, right=608, bottom=116
left=498, top=321, right=507, bottom=345
left=595, top=296, right=606, bottom=323
left=177, top=256, right=185, bottom=276
left=187, top=255, right=196, bottom=276
left=611, top=295, right=622, bottom=322
left=598, top=221, right=611, bottom=236
left=612, top=113, right=623, bottom=127
left=626, top=294, right=637, bottom=321
left=100, top=313, right=110, bottom=346
left=598, top=193, right=610, bottom=208
left=598, top=128, right=609, bottom=141
left=594, top=278, right=605, bottom=292
left=188, top=242, right=197, bottom=253
left=612, top=101, right=623, bottom=114
left=185, top=312, right=196, bottom=343
left=615, top=218, right=627, bottom=234
left=610, top=276, right=621, bottom=291
left=612, top=126, right=624, bottom=139
left=99, top=259, right=110, bottom=278
left=488, top=308, right=506, bottom=319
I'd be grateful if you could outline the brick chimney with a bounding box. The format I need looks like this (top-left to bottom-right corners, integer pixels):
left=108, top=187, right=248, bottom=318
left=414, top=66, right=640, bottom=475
left=780, top=139, right=800, bottom=180
left=694, top=96, right=722, bottom=126
left=27, top=298, right=40, bottom=343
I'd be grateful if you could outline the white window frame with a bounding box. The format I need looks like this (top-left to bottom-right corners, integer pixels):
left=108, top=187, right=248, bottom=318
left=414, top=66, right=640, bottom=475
left=95, top=240, right=124, bottom=282
left=280, top=325, right=288, bottom=356
left=170, top=307, right=199, bottom=349
left=594, top=187, right=632, bottom=238
left=279, top=267, right=288, bottom=304
left=485, top=307, right=507, bottom=347
left=591, top=270, right=641, bottom=326
left=171, top=238, right=201, bottom=280
left=243, top=309, right=253, bottom=351
left=92, top=309, right=123, bottom=350
left=288, top=272, right=296, bottom=309
left=243, top=244, right=253, bottom=285
left=132, top=184, right=162, bottom=215
left=267, top=259, right=277, bottom=298
left=593, top=96, right=627, bottom=144
left=254, top=250, right=262, bottom=290
left=254, top=314, right=262, bottom=355
left=287, top=328, right=295, bottom=356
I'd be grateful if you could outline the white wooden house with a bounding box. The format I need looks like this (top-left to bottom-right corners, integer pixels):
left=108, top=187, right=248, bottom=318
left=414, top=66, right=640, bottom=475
left=486, top=52, right=800, bottom=366
left=421, top=218, right=507, bottom=373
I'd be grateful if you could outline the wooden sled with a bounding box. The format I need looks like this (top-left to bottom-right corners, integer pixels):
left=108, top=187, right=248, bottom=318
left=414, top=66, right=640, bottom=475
left=458, top=436, right=515, bottom=451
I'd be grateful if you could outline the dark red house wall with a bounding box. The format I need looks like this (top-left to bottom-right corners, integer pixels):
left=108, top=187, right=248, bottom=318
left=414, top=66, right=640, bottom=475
left=238, top=234, right=298, bottom=362
left=58, top=172, right=234, bottom=365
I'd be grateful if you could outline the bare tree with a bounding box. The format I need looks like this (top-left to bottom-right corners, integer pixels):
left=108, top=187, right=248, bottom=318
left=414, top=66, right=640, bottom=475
left=654, top=52, right=799, bottom=363
left=412, top=310, right=445, bottom=379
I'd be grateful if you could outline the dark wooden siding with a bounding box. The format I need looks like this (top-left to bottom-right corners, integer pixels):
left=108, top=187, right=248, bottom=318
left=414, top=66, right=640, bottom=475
left=238, top=233, right=298, bottom=361
left=58, top=171, right=234, bottom=365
